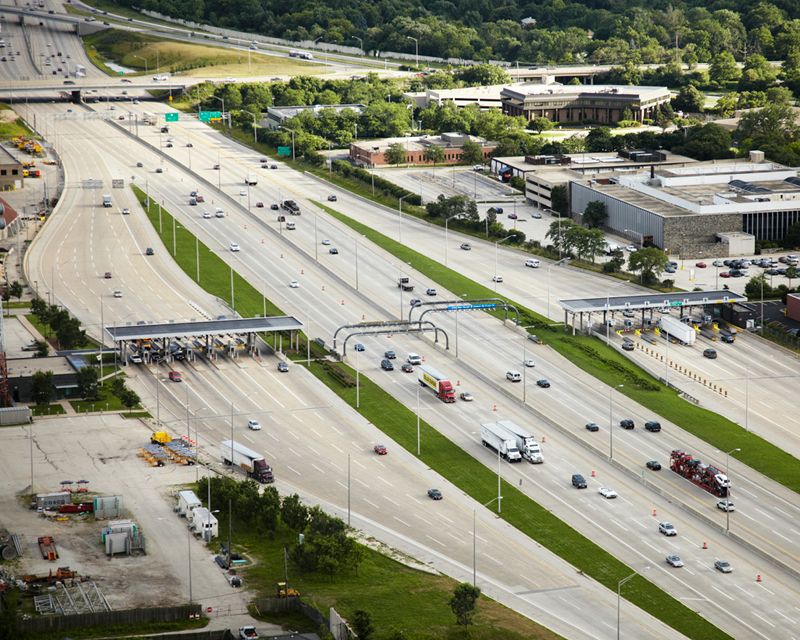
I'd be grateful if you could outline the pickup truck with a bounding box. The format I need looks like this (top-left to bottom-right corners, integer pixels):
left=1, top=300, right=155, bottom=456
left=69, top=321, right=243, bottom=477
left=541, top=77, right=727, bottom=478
left=397, top=277, right=414, bottom=291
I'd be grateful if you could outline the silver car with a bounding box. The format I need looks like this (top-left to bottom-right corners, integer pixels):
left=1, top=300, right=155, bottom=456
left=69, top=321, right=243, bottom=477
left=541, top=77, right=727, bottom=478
left=666, top=555, right=683, bottom=568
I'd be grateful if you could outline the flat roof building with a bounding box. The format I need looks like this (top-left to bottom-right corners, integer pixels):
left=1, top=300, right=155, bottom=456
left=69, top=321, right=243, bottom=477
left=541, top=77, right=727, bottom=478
left=262, top=104, right=367, bottom=131
left=350, top=133, right=497, bottom=168
left=0, top=145, right=25, bottom=191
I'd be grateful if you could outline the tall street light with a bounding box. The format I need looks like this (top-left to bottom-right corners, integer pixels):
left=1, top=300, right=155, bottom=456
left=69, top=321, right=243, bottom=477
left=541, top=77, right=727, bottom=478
left=605, top=279, right=630, bottom=347
left=351, top=36, right=363, bottom=58
left=133, top=55, right=147, bottom=76
left=494, top=235, right=514, bottom=293
left=618, top=567, right=649, bottom=640
left=445, top=215, right=459, bottom=268
left=210, top=95, right=225, bottom=136
left=399, top=194, right=411, bottom=244
left=547, top=257, right=570, bottom=321
left=473, top=497, right=501, bottom=587
left=194, top=407, right=207, bottom=484
left=241, top=109, right=258, bottom=145
left=145, top=46, right=160, bottom=73
left=406, top=36, right=419, bottom=69
left=715, top=447, right=740, bottom=533
left=608, top=384, right=623, bottom=459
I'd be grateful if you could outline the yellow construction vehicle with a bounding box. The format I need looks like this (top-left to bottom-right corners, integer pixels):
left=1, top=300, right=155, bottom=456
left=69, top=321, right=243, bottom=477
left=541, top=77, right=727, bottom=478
left=277, top=581, right=300, bottom=598
left=151, top=431, right=171, bottom=445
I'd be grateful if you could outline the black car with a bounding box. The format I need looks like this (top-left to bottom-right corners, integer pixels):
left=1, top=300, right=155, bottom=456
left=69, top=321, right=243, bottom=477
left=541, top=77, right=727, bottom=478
left=428, top=488, right=443, bottom=500
left=136, top=162, right=143, bottom=167
left=571, top=474, right=587, bottom=488
left=380, top=359, right=394, bottom=371
left=329, top=248, right=339, bottom=255
left=145, top=247, right=154, bottom=256
left=644, top=421, right=661, bottom=432
left=384, top=350, right=396, bottom=359
left=620, top=419, right=635, bottom=429
left=270, top=204, right=279, bottom=210
left=585, top=422, right=600, bottom=432
left=720, top=334, right=735, bottom=343
left=536, top=379, right=550, bottom=388
left=646, top=460, right=662, bottom=471
left=703, top=348, right=717, bottom=359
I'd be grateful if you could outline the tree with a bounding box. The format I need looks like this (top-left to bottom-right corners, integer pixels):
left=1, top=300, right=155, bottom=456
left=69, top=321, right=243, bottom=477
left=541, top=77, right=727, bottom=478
left=709, top=52, right=741, bottom=84
left=550, top=185, right=568, bottom=216
left=546, top=219, right=577, bottom=255
left=449, top=582, right=481, bottom=627
left=582, top=201, right=607, bottom=229
left=76, top=366, right=99, bottom=400
left=734, top=103, right=800, bottom=146
left=110, top=376, right=126, bottom=399
left=787, top=266, right=798, bottom=287
left=784, top=221, right=800, bottom=249
left=672, top=86, right=705, bottom=114
left=383, top=142, right=408, bottom=167
left=738, top=54, right=777, bottom=92
left=585, top=127, right=614, bottom=152
left=120, top=388, right=141, bottom=415
left=56, top=317, right=87, bottom=351
left=423, top=145, right=445, bottom=170
left=281, top=494, right=309, bottom=531
left=745, top=274, right=773, bottom=297
left=628, top=247, right=670, bottom=282
left=460, top=140, right=484, bottom=165
left=30, top=370, right=54, bottom=406
left=352, top=611, right=375, bottom=640
left=33, top=340, right=49, bottom=358
left=528, top=117, right=553, bottom=135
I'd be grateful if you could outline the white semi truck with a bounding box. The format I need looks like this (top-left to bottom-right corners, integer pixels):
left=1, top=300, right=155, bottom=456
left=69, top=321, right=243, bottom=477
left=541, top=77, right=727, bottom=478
left=496, top=420, right=543, bottom=463
left=480, top=423, right=522, bottom=462
left=659, top=315, right=696, bottom=345
left=220, top=440, right=274, bottom=483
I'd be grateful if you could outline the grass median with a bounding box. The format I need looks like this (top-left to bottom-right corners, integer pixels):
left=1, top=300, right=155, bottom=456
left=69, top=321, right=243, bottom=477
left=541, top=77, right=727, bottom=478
left=133, top=184, right=733, bottom=640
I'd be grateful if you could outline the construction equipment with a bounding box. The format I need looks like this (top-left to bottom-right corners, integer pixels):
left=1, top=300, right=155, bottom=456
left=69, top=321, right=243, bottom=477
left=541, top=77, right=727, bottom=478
left=277, top=581, right=300, bottom=598
left=151, top=431, right=171, bottom=445
left=23, top=567, right=79, bottom=584
left=670, top=450, right=729, bottom=498
left=38, top=536, right=58, bottom=561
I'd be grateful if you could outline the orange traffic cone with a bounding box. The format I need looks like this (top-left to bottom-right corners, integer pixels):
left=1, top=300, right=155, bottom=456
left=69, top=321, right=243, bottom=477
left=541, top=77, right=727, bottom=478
left=757, top=575, right=762, bottom=582
left=703, top=542, right=707, bottom=549
left=591, top=470, right=595, bottom=477
left=542, top=436, right=545, bottom=443
left=653, top=509, right=657, bottom=517
left=457, top=380, right=460, bottom=386
left=493, top=405, right=497, bottom=411
left=341, top=300, right=345, bottom=305
left=301, top=270, right=304, bottom=274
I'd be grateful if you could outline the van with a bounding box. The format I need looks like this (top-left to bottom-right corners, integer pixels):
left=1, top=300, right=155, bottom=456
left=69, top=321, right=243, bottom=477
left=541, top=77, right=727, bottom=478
left=703, top=348, right=717, bottom=359
left=506, top=370, right=521, bottom=382
left=525, top=259, right=540, bottom=268
left=285, top=222, right=296, bottom=230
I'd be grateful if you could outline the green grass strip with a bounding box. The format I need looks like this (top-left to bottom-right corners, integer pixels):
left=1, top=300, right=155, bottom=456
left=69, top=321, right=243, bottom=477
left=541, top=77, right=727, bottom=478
left=132, top=186, right=733, bottom=640
left=316, top=203, right=800, bottom=495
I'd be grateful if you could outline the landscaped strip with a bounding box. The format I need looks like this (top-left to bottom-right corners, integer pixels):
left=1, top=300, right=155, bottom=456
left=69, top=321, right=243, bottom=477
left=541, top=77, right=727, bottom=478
left=133, top=186, right=734, bottom=640
left=317, top=203, right=800, bottom=496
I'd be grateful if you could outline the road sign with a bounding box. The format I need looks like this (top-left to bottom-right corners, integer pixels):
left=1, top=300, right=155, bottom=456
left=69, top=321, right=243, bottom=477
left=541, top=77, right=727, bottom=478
left=446, top=303, right=498, bottom=311
left=165, top=113, right=179, bottom=122
left=278, top=146, right=291, bottom=155
left=111, top=179, right=124, bottom=189
left=199, top=111, right=221, bottom=122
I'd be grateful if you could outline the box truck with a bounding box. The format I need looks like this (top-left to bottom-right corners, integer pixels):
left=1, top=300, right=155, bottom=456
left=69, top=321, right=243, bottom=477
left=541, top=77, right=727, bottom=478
left=659, top=315, right=696, bottom=345
left=496, top=420, right=543, bottom=463
left=220, top=440, right=274, bottom=483
left=417, top=364, right=455, bottom=402
left=480, top=423, right=522, bottom=462
left=244, top=173, right=258, bottom=186
left=102, top=194, right=112, bottom=208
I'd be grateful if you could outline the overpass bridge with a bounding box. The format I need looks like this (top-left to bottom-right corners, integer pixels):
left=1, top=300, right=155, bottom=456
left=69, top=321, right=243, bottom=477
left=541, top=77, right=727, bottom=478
left=0, top=5, right=112, bottom=35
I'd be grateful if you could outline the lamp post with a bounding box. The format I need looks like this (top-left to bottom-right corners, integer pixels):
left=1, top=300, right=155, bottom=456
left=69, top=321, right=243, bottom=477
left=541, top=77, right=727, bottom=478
left=547, top=257, right=570, bottom=321
left=145, top=47, right=160, bottom=73
left=445, top=215, right=459, bottom=268
left=279, top=126, right=296, bottom=162
left=495, top=235, right=514, bottom=293
left=352, top=36, right=363, bottom=58
left=609, top=384, right=623, bottom=459
left=618, top=567, right=649, bottom=640
left=210, top=95, right=225, bottom=136
left=241, top=109, right=257, bottom=145
left=133, top=55, right=147, bottom=76
left=473, top=497, right=502, bottom=587
left=354, top=234, right=365, bottom=290
left=715, top=447, right=740, bottom=533
left=399, top=194, right=411, bottom=244
left=194, top=407, right=206, bottom=483
left=406, top=36, right=419, bottom=69
left=230, top=392, right=257, bottom=454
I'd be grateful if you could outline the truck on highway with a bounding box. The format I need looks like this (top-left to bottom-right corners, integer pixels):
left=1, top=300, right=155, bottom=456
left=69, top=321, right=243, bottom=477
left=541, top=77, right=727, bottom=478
left=220, top=440, right=274, bottom=484
left=659, top=315, right=696, bottom=345
left=496, top=419, right=543, bottom=463
left=417, top=364, right=455, bottom=403
left=397, top=276, right=414, bottom=291
left=102, top=194, right=112, bottom=208
left=142, top=113, right=157, bottom=126
left=244, top=173, right=258, bottom=186
left=480, top=423, right=522, bottom=462
left=281, top=199, right=300, bottom=215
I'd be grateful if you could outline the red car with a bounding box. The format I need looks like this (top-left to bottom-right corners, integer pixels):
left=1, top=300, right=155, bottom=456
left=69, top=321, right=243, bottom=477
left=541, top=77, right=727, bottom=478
left=104, top=272, right=112, bottom=278
left=168, top=371, right=182, bottom=382
left=720, top=271, right=731, bottom=278
left=256, top=202, right=264, bottom=208
left=196, top=195, right=204, bottom=202
left=508, top=213, right=518, bottom=219
left=374, top=444, right=387, bottom=455
left=695, top=262, right=707, bottom=268
left=277, top=215, right=285, bottom=222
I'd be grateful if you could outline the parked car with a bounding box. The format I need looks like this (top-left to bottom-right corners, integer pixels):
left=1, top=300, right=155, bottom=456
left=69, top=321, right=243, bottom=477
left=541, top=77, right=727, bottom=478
left=695, top=262, right=707, bottom=268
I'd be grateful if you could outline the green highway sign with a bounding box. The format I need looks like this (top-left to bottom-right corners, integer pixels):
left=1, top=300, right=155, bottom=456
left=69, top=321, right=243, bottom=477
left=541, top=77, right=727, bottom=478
left=198, top=111, right=221, bottom=122
left=165, top=113, right=179, bottom=122
left=278, top=146, right=291, bottom=155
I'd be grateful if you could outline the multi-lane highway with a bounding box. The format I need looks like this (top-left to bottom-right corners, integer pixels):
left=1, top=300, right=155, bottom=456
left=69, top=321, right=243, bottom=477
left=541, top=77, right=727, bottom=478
left=9, top=16, right=800, bottom=640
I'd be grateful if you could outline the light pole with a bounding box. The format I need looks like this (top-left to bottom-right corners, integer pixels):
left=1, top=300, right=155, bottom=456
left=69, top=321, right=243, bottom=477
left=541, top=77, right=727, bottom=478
left=354, top=234, right=365, bottom=290
left=618, top=567, right=649, bottom=640
left=474, top=497, right=501, bottom=587
left=145, top=47, right=160, bottom=73
left=715, top=447, right=740, bottom=533
left=133, top=55, right=147, bottom=76
left=356, top=347, right=361, bottom=409
left=194, top=407, right=206, bottom=483
left=547, top=257, right=570, bottom=321
left=241, top=109, right=257, bottom=145
left=495, top=235, right=514, bottom=293
left=210, top=95, right=225, bottom=135
left=230, top=392, right=257, bottom=453
left=406, top=36, right=419, bottom=69
left=609, top=384, right=623, bottom=459
left=352, top=36, right=363, bottom=58
left=445, top=215, right=459, bottom=268
left=279, top=126, right=296, bottom=162
left=399, top=194, right=411, bottom=244
left=416, top=383, right=420, bottom=456
left=454, top=294, right=466, bottom=357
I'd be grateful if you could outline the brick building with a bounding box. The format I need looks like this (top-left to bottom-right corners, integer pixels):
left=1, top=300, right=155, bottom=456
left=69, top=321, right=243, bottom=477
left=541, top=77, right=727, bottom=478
left=349, top=133, right=497, bottom=167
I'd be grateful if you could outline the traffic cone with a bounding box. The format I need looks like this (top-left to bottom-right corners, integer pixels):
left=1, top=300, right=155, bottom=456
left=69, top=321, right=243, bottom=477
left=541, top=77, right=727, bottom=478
left=322, top=286, right=325, bottom=290
left=457, top=380, right=460, bottom=386
left=423, top=356, right=426, bottom=361
left=342, top=300, right=345, bottom=305
left=757, top=575, right=762, bottom=582
left=362, top=315, right=365, bottom=320
left=591, top=470, right=595, bottom=477
left=653, top=509, right=657, bottom=516
left=493, top=405, right=497, bottom=411
left=281, top=254, right=284, bottom=258
left=261, top=239, right=264, bottom=243
left=542, top=436, right=545, bottom=443
left=703, top=542, right=707, bottom=549
left=301, top=270, right=304, bottom=274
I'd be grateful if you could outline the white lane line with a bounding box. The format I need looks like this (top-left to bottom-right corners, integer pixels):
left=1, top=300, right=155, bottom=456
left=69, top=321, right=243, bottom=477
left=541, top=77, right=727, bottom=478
left=311, top=464, right=325, bottom=474
left=330, top=425, right=342, bottom=435
left=751, top=612, right=776, bottom=628
left=414, top=514, right=431, bottom=525
left=383, top=495, right=400, bottom=507
left=739, top=511, right=758, bottom=522
left=330, top=443, right=343, bottom=453
left=446, top=532, right=465, bottom=544
left=288, top=448, right=301, bottom=458
left=242, top=434, right=254, bottom=443
left=426, top=535, right=445, bottom=547
left=266, top=432, right=279, bottom=442
left=610, top=519, right=628, bottom=531
left=393, top=516, right=410, bottom=527
left=336, top=481, right=347, bottom=489
left=378, top=476, right=393, bottom=486
left=363, top=498, right=379, bottom=509
left=286, top=466, right=301, bottom=476
left=436, top=513, right=453, bottom=523
left=406, top=494, right=422, bottom=505
left=352, top=459, right=366, bottom=470
left=755, top=508, right=775, bottom=520
left=773, top=609, right=795, bottom=624
left=774, top=507, right=793, bottom=518
left=683, top=568, right=695, bottom=575
left=757, top=583, right=776, bottom=596
left=735, top=585, right=754, bottom=599
left=354, top=478, right=370, bottom=488
left=772, top=529, right=793, bottom=543
left=712, top=586, right=734, bottom=601
left=481, top=552, right=501, bottom=564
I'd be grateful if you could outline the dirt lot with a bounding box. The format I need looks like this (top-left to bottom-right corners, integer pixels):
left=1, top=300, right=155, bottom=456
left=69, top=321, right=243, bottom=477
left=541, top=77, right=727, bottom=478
left=0, top=414, right=248, bottom=612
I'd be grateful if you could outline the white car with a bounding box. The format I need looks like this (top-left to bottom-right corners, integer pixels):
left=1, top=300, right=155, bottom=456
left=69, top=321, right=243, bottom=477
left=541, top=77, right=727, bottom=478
left=712, top=260, right=724, bottom=267
left=322, top=239, right=331, bottom=245
left=239, top=626, right=259, bottom=640
left=659, top=521, right=677, bottom=536
left=21, top=343, right=38, bottom=351
left=492, top=275, right=503, bottom=283
left=407, top=353, right=422, bottom=365
left=113, top=290, right=122, bottom=298
left=598, top=487, right=617, bottom=499
left=216, top=209, right=225, bottom=218
left=225, top=76, right=235, bottom=82
left=239, top=189, right=247, bottom=196
left=122, top=207, right=131, bottom=215
left=524, top=359, right=535, bottom=367
left=666, top=555, right=684, bottom=568
left=716, top=500, right=735, bottom=512
left=657, top=307, right=670, bottom=314
left=230, top=243, right=240, bottom=252
left=203, top=211, right=211, bottom=218
left=129, top=353, right=143, bottom=364
left=531, top=211, right=542, bottom=219
left=625, top=245, right=637, bottom=252
left=289, top=280, right=300, bottom=288
left=247, top=420, right=261, bottom=431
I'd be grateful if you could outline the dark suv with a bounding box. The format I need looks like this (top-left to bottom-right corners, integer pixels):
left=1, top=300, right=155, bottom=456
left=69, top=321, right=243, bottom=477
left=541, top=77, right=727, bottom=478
left=380, top=359, right=394, bottom=371
left=571, top=474, right=587, bottom=488
left=644, top=421, right=661, bottom=432
left=620, top=419, right=635, bottom=429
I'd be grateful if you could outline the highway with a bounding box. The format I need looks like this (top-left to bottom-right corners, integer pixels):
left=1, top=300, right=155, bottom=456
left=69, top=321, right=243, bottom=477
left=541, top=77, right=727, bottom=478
left=10, top=18, right=800, bottom=640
